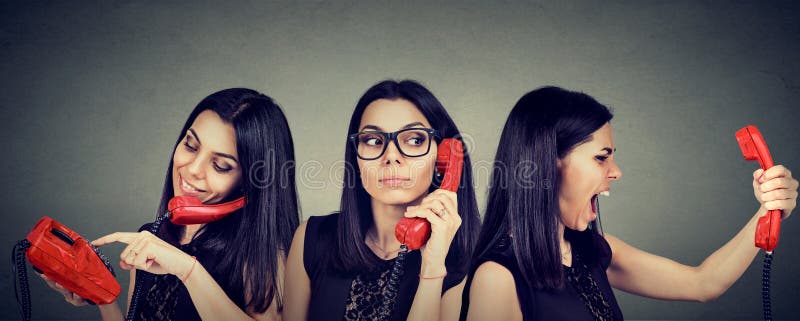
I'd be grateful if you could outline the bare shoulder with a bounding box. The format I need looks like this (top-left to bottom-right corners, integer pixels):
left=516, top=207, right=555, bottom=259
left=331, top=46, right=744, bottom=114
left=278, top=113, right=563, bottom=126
left=286, top=219, right=309, bottom=274
left=603, top=233, right=622, bottom=245
left=470, top=261, right=518, bottom=302
left=294, top=219, right=309, bottom=239
left=473, top=261, right=515, bottom=287
left=603, top=233, right=635, bottom=258
left=466, top=261, right=522, bottom=321
left=289, top=220, right=309, bottom=251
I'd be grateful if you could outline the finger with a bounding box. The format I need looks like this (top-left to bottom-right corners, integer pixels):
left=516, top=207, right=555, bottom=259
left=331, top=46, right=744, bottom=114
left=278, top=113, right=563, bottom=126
left=761, top=189, right=796, bottom=203
left=40, top=275, right=64, bottom=292
left=760, top=165, right=791, bottom=183
left=46, top=279, right=73, bottom=297
left=431, top=190, right=458, bottom=217
left=121, top=241, right=142, bottom=266
left=131, top=242, right=154, bottom=269
left=131, top=237, right=150, bottom=258
left=121, top=232, right=147, bottom=260
left=92, top=232, right=138, bottom=246
left=435, top=195, right=462, bottom=228
left=120, top=260, right=134, bottom=270
left=760, top=177, right=799, bottom=193
left=754, top=168, right=765, bottom=180
left=763, top=199, right=796, bottom=211
left=66, top=292, right=87, bottom=306
left=433, top=188, right=458, bottom=199
left=122, top=230, right=155, bottom=261
left=404, top=205, right=447, bottom=226
left=419, top=198, right=447, bottom=217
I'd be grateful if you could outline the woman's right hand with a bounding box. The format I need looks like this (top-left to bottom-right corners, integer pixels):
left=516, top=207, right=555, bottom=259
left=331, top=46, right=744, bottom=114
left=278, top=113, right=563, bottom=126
left=404, top=189, right=462, bottom=269
left=38, top=273, right=89, bottom=307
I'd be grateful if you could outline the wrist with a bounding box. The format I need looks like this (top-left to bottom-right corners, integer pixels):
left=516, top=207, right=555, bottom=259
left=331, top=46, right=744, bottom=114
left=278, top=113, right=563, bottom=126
left=176, top=254, right=198, bottom=282
left=97, top=301, right=122, bottom=316
left=421, top=249, right=447, bottom=265
left=420, top=262, right=447, bottom=278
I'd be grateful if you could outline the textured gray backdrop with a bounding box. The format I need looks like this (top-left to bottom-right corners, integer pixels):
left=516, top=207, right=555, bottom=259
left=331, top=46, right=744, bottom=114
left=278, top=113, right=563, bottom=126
left=1, top=1, right=799, bottom=320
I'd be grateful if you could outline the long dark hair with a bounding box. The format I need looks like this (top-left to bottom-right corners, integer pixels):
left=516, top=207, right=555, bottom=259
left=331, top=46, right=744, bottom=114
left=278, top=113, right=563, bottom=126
left=331, top=79, right=481, bottom=273
left=475, top=86, right=613, bottom=290
left=155, top=88, right=300, bottom=312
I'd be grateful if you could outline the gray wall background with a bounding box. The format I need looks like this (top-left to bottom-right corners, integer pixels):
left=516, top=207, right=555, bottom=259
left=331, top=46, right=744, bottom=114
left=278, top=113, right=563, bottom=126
left=1, top=1, right=799, bottom=320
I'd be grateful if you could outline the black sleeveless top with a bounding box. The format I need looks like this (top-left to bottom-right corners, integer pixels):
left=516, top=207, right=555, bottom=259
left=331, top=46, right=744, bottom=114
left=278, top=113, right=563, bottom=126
left=460, top=230, right=624, bottom=321
left=304, top=213, right=467, bottom=321
left=130, top=223, right=229, bottom=321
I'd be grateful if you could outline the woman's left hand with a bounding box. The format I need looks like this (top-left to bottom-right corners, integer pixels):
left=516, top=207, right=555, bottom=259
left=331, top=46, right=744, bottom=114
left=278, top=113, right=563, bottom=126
left=753, top=165, right=799, bottom=220
left=404, top=189, right=462, bottom=267
left=92, top=231, right=196, bottom=279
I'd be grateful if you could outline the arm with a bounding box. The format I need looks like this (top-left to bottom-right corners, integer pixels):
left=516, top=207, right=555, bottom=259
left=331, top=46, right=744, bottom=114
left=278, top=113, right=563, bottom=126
left=406, top=275, right=466, bottom=321
left=605, top=211, right=760, bottom=302
left=244, top=250, right=285, bottom=321
left=404, top=190, right=463, bottom=321
left=282, top=220, right=311, bottom=321
left=607, top=166, right=797, bottom=302
left=464, top=262, right=522, bottom=321
left=92, top=232, right=280, bottom=321
left=182, top=258, right=276, bottom=321
left=96, top=269, right=133, bottom=321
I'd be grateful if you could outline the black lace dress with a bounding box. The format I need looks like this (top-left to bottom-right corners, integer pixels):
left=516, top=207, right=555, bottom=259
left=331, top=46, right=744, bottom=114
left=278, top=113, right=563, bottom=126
left=304, top=213, right=467, bottom=321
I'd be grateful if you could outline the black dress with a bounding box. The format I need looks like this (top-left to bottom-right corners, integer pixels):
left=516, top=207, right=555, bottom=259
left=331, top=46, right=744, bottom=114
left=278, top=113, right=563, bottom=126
left=304, top=213, right=467, bottom=321
left=128, top=223, right=228, bottom=321
left=460, top=229, right=624, bottom=321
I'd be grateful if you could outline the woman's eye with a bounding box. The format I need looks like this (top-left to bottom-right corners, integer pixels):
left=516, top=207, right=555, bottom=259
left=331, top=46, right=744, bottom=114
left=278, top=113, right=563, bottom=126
left=184, top=141, right=198, bottom=152
left=407, top=138, right=423, bottom=145
left=214, top=162, right=233, bottom=173
left=595, top=155, right=608, bottom=162
left=363, top=137, right=383, bottom=146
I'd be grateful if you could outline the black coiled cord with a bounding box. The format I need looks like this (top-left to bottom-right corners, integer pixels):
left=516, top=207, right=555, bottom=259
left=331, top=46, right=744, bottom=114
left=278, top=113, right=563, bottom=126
left=378, top=244, right=408, bottom=321
left=12, top=239, right=32, bottom=321
left=762, top=252, right=773, bottom=321
left=125, top=211, right=170, bottom=321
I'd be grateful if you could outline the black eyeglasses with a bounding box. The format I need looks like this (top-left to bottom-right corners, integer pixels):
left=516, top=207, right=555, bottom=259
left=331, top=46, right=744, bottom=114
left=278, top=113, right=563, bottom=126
left=349, top=128, right=441, bottom=160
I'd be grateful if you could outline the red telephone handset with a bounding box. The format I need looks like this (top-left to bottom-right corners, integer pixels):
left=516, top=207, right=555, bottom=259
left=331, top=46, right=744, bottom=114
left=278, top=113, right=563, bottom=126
left=167, top=195, right=246, bottom=224
left=735, top=125, right=781, bottom=252
left=395, top=138, right=464, bottom=250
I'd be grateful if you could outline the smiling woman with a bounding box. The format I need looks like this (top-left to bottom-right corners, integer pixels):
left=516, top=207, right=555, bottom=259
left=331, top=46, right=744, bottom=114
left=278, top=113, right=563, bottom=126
left=173, top=110, right=243, bottom=203
left=38, top=88, right=300, bottom=321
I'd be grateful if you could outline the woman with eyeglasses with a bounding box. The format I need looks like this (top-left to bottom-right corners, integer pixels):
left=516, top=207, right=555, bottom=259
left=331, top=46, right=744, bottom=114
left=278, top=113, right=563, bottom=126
left=284, top=80, right=481, bottom=321
left=460, top=86, right=797, bottom=321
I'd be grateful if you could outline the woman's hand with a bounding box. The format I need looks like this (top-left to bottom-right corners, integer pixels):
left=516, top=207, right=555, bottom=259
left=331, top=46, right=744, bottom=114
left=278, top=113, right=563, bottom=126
left=753, top=165, right=798, bottom=220
left=404, top=189, right=461, bottom=270
left=38, top=273, right=90, bottom=306
left=92, top=231, right=196, bottom=280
